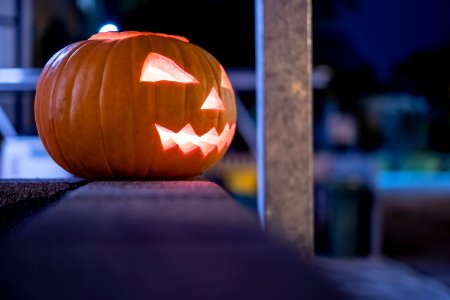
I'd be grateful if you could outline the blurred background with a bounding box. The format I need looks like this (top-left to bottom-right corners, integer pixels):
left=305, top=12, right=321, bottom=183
left=1, top=0, right=450, bottom=287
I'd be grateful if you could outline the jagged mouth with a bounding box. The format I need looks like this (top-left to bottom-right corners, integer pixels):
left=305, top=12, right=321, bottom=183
left=155, top=123, right=235, bottom=157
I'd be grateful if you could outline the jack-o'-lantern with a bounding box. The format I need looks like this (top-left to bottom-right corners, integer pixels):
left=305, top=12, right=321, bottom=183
left=34, top=31, right=236, bottom=179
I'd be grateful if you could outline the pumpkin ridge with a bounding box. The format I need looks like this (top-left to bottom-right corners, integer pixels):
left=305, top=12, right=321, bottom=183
left=64, top=41, right=105, bottom=177
left=70, top=40, right=114, bottom=178
left=98, top=39, right=123, bottom=178
left=35, top=46, right=70, bottom=166
left=127, top=37, right=141, bottom=177
left=143, top=36, right=156, bottom=177
left=36, top=44, right=82, bottom=173
left=172, top=40, right=188, bottom=139
left=67, top=43, right=107, bottom=174
left=130, top=38, right=140, bottom=176
left=47, top=42, right=89, bottom=175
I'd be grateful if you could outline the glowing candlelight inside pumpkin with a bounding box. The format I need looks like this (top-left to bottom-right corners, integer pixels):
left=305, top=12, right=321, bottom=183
left=140, top=53, right=198, bottom=83
left=201, top=88, right=224, bottom=110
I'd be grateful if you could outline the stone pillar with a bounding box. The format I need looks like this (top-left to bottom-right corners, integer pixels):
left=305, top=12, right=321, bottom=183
left=256, top=0, right=313, bottom=258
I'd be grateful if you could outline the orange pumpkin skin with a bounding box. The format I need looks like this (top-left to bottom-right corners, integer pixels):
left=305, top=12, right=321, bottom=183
left=35, top=31, right=236, bottom=179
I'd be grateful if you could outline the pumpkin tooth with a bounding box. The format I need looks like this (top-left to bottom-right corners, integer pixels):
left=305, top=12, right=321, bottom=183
left=201, top=128, right=220, bottom=146
left=177, top=141, right=198, bottom=154
left=155, top=123, right=235, bottom=156
left=154, top=125, right=177, bottom=150
left=204, top=128, right=219, bottom=137
left=154, top=124, right=172, bottom=143
left=197, top=140, right=216, bottom=156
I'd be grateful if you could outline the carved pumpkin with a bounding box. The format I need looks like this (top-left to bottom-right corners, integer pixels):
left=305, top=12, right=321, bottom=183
left=34, top=31, right=236, bottom=179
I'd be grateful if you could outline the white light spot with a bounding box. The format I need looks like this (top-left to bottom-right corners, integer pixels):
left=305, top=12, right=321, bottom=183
left=99, top=24, right=119, bottom=33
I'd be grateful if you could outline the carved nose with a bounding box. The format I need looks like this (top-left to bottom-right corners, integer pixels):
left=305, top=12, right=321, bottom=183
left=201, top=88, right=224, bottom=110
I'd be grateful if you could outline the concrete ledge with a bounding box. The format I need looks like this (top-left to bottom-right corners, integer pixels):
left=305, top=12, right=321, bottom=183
left=0, top=181, right=345, bottom=300
left=0, top=178, right=86, bottom=208
left=0, top=179, right=86, bottom=234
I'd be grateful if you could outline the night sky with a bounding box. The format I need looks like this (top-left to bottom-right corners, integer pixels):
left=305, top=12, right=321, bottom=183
left=94, top=0, right=450, bottom=83
left=334, top=0, right=450, bottom=81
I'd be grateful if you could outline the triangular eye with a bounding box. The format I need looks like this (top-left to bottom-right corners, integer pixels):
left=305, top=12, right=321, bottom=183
left=140, top=53, right=199, bottom=83
left=220, top=65, right=233, bottom=89
left=201, top=88, right=224, bottom=110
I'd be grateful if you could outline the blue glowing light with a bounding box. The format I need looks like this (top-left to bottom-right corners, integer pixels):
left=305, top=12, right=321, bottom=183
left=98, top=24, right=119, bottom=33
